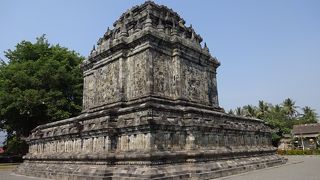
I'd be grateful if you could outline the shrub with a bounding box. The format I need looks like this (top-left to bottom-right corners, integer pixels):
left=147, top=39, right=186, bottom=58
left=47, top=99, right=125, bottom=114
left=277, top=149, right=320, bottom=155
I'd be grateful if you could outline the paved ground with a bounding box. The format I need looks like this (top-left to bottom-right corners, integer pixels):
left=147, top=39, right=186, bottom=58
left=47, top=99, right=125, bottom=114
left=217, top=156, right=320, bottom=180
left=0, top=156, right=319, bottom=180
left=0, top=171, right=51, bottom=180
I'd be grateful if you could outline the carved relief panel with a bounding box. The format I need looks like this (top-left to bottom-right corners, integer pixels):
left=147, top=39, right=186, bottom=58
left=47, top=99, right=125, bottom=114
left=181, top=60, right=209, bottom=105
left=83, top=74, right=95, bottom=109
left=94, top=61, right=120, bottom=106
left=207, top=71, right=219, bottom=106
left=126, top=51, right=147, bottom=100
left=152, top=51, right=175, bottom=98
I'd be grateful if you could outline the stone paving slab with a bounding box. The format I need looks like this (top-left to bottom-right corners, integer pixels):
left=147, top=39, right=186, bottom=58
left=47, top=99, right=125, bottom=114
left=216, top=156, right=320, bottom=180
left=0, top=169, right=52, bottom=180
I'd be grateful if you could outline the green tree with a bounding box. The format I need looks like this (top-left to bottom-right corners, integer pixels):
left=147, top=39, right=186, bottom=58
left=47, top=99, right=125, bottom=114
left=0, top=35, right=83, bottom=154
left=242, top=105, right=256, bottom=117
left=231, top=98, right=318, bottom=146
left=282, top=98, right=297, bottom=119
left=227, top=109, right=234, bottom=115
left=3, top=135, right=28, bottom=156
left=235, top=107, right=243, bottom=116
left=256, top=100, right=269, bottom=119
left=264, top=105, right=291, bottom=138
left=298, top=106, right=318, bottom=124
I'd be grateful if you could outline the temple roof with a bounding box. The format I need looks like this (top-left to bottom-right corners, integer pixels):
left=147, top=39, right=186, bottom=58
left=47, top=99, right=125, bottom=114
left=89, top=1, right=214, bottom=61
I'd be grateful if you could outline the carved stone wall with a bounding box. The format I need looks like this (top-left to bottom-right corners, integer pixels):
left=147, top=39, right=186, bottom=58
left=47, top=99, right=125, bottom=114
left=83, top=47, right=219, bottom=111
left=95, top=60, right=120, bottom=106
left=23, top=106, right=275, bottom=162
left=181, top=59, right=209, bottom=104
left=153, top=50, right=176, bottom=98
left=126, top=51, right=148, bottom=100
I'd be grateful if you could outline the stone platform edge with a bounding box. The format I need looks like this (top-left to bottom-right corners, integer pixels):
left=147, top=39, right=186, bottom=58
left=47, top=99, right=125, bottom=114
left=15, top=154, right=287, bottom=180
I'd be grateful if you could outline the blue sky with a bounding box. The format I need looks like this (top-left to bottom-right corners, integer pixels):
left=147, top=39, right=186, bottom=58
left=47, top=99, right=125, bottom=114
left=0, top=0, right=319, bottom=145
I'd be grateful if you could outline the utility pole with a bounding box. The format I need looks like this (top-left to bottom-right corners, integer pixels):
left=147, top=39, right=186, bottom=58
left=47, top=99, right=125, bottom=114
left=300, top=132, right=305, bottom=151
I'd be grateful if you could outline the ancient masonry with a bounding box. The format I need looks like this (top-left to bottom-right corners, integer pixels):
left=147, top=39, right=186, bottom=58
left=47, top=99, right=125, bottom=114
left=16, top=1, right=286, bottom=179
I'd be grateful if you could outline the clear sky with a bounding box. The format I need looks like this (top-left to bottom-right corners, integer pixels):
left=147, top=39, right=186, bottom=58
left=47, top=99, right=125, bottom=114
left=0, top=0, right=319, bottom=145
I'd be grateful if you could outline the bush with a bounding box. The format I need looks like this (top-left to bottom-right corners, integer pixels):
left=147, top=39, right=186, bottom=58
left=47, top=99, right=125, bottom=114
left=277, top=149, right=320, bottom=155
left=0, top=155, right=23, bottom=163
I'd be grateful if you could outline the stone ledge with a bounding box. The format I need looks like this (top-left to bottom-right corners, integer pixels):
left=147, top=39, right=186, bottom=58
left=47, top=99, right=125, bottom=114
left=23, top=147, right=276, bottom=162
left=16, top=155, right=287, bottom=180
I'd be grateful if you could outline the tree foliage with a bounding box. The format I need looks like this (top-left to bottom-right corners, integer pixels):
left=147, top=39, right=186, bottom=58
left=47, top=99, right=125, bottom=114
left=0, top=36, right=83, bottom=152
left=229, top=98, right=319, bottom=146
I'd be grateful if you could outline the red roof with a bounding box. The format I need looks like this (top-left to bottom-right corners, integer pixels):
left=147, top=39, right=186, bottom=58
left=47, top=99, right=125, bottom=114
left=0, top=147, right=4, bottom=154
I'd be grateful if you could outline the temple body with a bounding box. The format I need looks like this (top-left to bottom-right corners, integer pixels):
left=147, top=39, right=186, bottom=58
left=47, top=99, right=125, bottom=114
left=16, top=1, right=286, bottom=179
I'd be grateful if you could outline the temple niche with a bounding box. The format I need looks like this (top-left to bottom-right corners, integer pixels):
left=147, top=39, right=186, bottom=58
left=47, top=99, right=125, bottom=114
left=16, top=1, right=286, bottom=179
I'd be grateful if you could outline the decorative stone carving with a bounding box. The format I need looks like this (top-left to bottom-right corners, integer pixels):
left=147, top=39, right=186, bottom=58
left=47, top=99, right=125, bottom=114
left=16, top=1, right=286, bottom=179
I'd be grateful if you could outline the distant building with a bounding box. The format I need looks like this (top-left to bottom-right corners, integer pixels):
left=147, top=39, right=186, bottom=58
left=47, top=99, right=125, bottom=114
left=292, top=123, right=320, bottom=150
left=278, top=134, right=292, bottom=150
left=0, top=147, right=4, bottom=154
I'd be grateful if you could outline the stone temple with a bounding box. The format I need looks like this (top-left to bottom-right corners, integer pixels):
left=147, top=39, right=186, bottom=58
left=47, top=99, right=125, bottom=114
left=16, top=1, right=286, bottom=179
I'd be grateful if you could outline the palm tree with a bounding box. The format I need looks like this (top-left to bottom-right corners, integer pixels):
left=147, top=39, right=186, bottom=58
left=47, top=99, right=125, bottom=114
left=235, top=107, right=243, bottom=116
left=243, top=105, right=256, bottom=118
left=302, top=106, right=315, bottom=116
left=300, top=106, right=318, bottom=124
left=257, top=100, right=269, bottom=119
left=273, top=104, right=282, bottom=113
left=228, top=109, right=234, bottom=115
left=282, top=98, right=297, bottom=119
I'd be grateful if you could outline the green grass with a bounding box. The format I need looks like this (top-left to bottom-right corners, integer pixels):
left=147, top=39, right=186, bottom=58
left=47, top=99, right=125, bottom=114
left=0, top=163, right=19, bottom=170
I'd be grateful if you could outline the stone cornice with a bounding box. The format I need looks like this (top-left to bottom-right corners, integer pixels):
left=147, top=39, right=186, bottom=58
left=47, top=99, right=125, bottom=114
left=82, top=28, right=220, bottom=73
left=32, top=96, right=265, bottom=134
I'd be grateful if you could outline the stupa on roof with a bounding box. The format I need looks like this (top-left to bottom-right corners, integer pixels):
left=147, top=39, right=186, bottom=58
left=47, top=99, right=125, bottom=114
left=16, top=1, right=286, bottom=179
